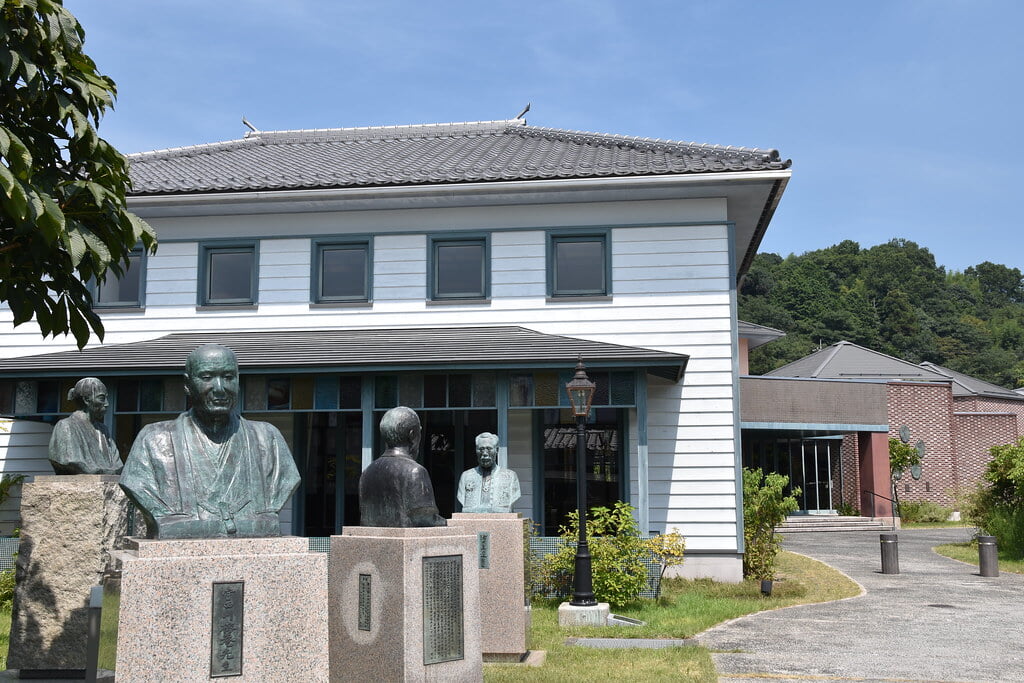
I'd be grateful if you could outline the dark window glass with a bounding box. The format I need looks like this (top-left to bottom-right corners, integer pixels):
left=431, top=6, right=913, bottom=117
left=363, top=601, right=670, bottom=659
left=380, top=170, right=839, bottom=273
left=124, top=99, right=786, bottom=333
left=553, top=237, right=605, bottom=296
left=374, top=376, right=397, bottom=409
left=434, top=241, right=485, bottom=299
left=37, top=381, right=59, bottom=414
left=0, top=381, right=13, bottom=414
left=339, top=376, right=362, bottom=409
left=448, top=375, right=471, bottom=407
left=610, top=372, right=635, bottom=405
left=117, top=380, right=139, bottom=412
left=423, top=375, right=447, bottom=408
left=207, top=248, right=254, bottom=303
left=320, top=246, right=367, bottom=301
left=96, top=252, right=142, bottom=306
left=140, top=380, right=163, bottom=412
left=267, top=377, right=291, bottom=410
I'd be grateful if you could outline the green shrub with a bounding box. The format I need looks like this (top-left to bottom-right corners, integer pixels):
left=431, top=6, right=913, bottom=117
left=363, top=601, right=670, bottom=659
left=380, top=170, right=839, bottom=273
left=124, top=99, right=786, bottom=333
left=898, top=500, right=952, bottom=523
left=0, top=568, right=14, bottom=610
left=965, top=437, right=1024, bottom=559
left=537, top=501, right=650, bottom=607
left=743, top=467, right=800, bottom=581
left=836, top=501, right=860, bottom=517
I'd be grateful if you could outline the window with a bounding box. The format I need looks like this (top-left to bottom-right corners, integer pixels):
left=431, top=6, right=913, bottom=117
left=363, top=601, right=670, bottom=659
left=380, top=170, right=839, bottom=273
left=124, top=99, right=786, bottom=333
left=200, top=243, right=257, bottom=306
left=313, top=240, right=370, bottom=303
left=429, top=236, right=488, bottom=301
left=94, top=248, right=144, bottom=308
left=549, top=233, right=609, bottom=297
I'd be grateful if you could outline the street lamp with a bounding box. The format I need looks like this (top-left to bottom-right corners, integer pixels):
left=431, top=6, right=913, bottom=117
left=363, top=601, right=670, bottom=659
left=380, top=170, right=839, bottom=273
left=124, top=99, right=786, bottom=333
left=565, top=356, right=596, bottom=607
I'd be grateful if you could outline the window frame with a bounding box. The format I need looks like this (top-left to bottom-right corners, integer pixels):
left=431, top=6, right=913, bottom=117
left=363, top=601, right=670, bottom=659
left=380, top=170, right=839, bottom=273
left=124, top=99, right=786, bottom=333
left=198, top=241, right=259, bottom=307
left=427, top=234, right=490, bottom=302
left=547, top=231, right=611, bottom=298
left=311, top=238, right=372, bottom=304
left=91, top=246, right=147, bottom=309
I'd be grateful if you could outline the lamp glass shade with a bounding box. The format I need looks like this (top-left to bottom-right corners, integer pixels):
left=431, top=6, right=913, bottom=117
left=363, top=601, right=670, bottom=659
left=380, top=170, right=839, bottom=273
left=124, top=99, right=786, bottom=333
left=565, top=359, right=596, bottom=417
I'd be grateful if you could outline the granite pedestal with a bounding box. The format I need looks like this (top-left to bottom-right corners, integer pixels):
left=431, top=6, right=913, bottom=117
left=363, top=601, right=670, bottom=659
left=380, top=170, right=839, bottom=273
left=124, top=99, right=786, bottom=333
left=112, top=536, right=328, bottom=682
left=448, top=513, right=528, bottom=661
left=329, top=526, right=482, bottom=682
left=6, top=475, right=131, bottom=676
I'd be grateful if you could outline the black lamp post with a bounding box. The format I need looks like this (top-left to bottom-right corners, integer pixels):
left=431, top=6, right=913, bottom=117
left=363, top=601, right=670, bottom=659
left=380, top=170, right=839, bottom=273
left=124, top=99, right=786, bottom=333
left=566, top=356, right=597, bottom=607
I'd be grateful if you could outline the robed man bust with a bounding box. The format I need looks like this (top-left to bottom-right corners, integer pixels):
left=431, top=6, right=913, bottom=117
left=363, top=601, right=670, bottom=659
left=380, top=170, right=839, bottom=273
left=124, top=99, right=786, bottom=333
left=49, top=377, right=122, bottom=475
left=359, top=406, right=446, bottom=528
left=120, top=344, right=300, bottom=539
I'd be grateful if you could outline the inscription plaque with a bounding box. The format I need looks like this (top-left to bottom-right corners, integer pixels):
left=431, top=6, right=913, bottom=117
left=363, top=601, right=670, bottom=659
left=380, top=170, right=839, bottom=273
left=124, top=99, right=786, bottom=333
left=477, top=531, right=491, bottom=569
left=358, top=574, right=372, bottom=631
left=210, top=581, right=244, bottom=677
left=422, top=555, right=464, bottom=665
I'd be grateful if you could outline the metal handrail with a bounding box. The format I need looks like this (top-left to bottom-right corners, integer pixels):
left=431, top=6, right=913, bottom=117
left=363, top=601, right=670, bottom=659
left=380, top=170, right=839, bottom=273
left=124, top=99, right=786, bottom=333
left=860, top=489, right=900, bottom=518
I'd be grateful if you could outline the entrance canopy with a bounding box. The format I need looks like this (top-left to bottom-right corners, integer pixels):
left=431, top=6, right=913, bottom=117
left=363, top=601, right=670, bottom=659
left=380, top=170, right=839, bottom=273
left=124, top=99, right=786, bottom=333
left=0, top=326, right=688, bottom=381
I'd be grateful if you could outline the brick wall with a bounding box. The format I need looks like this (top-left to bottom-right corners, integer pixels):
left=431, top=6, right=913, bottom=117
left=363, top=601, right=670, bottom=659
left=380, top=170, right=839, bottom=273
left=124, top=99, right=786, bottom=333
left=954, top=412, right=1018, bottom=500
left=840, top=433, right=861, bottom=511
left=887, top=382, right=957, bottom=507
left=955, top=396, right=1024, bottom=435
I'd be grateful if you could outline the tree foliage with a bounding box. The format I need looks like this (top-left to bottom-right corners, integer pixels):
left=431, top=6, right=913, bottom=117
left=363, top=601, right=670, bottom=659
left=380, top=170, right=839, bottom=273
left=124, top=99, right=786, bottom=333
left=742, top=467, right=799, bottom=581
left=1, top=0, right=155, bottom=347
left=740, top=238, right=1024, bottom=387
left=962, top=438, right=1024, bottom=558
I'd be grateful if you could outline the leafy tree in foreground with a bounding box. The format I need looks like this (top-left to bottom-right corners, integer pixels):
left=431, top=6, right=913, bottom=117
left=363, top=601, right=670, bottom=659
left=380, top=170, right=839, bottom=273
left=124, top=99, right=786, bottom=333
left=1, top=0, right=155, bottom=348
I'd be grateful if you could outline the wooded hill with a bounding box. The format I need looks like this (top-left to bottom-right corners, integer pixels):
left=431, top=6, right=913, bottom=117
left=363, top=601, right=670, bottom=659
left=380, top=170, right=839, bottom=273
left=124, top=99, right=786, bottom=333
left=738, top=239, right=1024, bottom=389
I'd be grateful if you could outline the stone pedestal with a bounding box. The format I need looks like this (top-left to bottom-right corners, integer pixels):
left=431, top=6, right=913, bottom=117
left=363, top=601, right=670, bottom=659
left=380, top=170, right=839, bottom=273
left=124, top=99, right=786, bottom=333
left=6, top=475, right=131, bottom=676
left=329, top=526, right=481, bottom=682
left=113, top=536, right=328, bottom=682
left=558, top=602, right=610, bottom=627
left=448, top=513, right=528, bottom=661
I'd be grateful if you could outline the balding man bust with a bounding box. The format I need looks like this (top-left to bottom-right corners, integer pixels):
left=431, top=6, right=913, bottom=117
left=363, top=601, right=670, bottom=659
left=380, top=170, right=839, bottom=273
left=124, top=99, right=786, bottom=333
left=120, top=344, right=300, bottom=539
left=358, top=406, right=446, bottom=528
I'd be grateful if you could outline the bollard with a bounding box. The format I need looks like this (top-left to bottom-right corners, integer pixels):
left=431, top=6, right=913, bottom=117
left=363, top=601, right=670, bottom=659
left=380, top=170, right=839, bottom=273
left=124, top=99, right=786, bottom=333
left=85, top=585, right=103, bottom=683
left=978, top=535, right=999, bottom=577
left=880, top=533, right=899, bottom=574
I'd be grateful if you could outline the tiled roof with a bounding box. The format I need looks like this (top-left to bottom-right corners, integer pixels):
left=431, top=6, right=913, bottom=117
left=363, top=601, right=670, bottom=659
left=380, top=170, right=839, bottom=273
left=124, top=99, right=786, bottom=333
left=0, top=326, right=688, bottom=382
left=766, top=341, right=950, bottom=382
left=919, top=362, right=1024, bottom=401
left=126, top=119, right=791, bottom=195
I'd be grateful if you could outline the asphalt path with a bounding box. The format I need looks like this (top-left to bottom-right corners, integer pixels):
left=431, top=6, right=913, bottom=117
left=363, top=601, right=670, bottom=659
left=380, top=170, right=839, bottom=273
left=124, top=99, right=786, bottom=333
left=696, top=528, right=1024, bottom=683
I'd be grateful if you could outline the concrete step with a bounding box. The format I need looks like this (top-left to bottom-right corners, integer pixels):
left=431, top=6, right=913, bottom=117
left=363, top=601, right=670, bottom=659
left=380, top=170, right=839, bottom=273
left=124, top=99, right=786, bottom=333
left=774, top=515, right=896, bottom=533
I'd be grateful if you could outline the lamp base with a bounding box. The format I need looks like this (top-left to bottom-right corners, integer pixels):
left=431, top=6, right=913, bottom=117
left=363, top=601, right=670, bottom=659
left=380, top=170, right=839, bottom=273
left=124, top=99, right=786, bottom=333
left=557, top=601, right=610, bottom=628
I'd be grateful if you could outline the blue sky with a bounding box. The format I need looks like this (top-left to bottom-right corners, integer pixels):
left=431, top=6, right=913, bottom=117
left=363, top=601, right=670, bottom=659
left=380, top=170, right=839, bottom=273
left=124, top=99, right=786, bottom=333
left=67, top=0, right=1023, bottom=273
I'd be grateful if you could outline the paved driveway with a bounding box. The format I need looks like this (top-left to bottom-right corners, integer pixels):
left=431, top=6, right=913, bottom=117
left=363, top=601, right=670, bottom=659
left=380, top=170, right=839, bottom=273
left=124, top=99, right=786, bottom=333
left=696, top=528, right=1024, bottom=683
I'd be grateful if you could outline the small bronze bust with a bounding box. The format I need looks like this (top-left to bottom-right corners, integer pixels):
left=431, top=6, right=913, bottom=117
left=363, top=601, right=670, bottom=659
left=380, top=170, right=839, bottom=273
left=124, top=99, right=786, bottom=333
left=457, top=432, right=521, bottom=513
left=358, top=406, right=446, bottom=527
left=48, top=378, right=122, bottom=475
left=120, top=344, right=300, bottom=539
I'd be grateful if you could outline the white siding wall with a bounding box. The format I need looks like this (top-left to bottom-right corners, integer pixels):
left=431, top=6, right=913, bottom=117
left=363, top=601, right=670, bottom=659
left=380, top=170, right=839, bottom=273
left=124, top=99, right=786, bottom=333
left=0, top=419, right=54, bottom=535
left=0, top=196, right=740, bottom=554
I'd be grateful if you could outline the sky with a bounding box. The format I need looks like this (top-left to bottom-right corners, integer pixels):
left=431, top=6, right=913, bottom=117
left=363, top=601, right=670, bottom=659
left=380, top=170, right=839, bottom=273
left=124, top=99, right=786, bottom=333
left=65, top=0, right=1024, bottom=273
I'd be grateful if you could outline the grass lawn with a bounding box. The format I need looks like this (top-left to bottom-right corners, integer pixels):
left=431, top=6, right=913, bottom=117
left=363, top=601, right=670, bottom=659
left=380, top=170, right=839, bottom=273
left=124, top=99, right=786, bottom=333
left=934, top=542, right=1024, bottom=574
left=485, top=551, right=861, bottom=682
left=0, top=607, right=9, bottom=670
left=901, top=521, right=973, bottom=529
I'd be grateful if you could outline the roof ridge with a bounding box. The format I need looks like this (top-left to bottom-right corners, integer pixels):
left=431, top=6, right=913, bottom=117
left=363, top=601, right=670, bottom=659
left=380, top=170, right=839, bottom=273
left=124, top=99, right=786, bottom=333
left=516, top=124, right=789, bottom=165
left=128, top=119, right=525, bottom=160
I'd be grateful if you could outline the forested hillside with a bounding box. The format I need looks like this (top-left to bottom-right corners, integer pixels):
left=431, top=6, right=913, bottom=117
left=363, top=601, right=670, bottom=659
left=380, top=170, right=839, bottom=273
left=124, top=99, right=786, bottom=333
left=738, top=239, right=1024, bottom=389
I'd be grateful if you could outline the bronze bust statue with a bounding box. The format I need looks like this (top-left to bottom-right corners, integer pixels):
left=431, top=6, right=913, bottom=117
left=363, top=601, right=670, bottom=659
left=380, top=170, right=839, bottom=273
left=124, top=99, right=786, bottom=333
left=358, top=406, right=446, bottom=527
left=48, top=377, right=122, bottom=475
left=120, top=344, right=300, bottom=539
left=457, top=432, right=521, bottom=513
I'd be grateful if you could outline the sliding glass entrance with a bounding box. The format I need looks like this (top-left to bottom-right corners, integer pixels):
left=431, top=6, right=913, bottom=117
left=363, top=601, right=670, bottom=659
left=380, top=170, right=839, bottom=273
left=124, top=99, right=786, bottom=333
left=742, top=434, right=843, bottom=513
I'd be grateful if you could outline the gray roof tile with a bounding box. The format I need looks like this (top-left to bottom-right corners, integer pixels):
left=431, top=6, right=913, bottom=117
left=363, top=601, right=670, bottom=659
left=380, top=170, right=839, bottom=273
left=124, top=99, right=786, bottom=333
left=126, top=119, right=790, bottom=195
left=0, top=326, right=688, bottom=382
